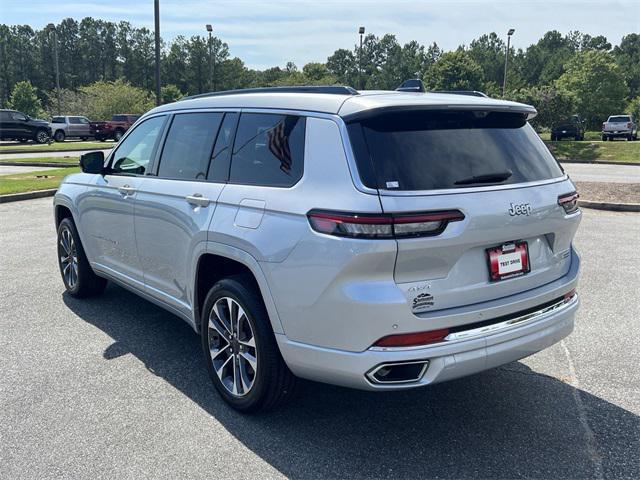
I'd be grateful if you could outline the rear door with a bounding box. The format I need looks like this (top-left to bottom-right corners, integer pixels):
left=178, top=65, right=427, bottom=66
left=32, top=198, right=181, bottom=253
left=346, top=109, right=581, bottom=312
left=134, top=111, right=234, bottom=315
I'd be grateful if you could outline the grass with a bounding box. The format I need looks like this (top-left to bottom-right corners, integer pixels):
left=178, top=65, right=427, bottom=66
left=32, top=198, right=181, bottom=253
left=0, top=141, right=114, bottom=152
left=538, top=131, right=602, bottom=141
left=0, top=156, right=79, bottom=165
left=544, top=139, right=640, bottom=163
left=0, top=167, right=80, bottom=195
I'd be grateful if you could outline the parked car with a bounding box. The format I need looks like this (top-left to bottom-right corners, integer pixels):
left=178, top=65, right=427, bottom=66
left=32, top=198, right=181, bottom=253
left=602, top=115, right=638, bottom=141
left=550, top=115, right=585, bottom=141
left=0, top=109, right=52, bottom=143
left=50, top=115, right=92, bottom=142
left=90, top=114, right=140, bottom=141
left=54, top=85, right=581, bottom=412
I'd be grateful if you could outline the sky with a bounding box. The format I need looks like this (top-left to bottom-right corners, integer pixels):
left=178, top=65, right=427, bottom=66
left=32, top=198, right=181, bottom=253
left=1, top=0, right=638, bottom=69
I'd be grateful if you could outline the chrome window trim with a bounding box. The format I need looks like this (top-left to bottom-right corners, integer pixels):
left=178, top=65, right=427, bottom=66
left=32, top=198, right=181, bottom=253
left=369, top=294, right=578, bottom=352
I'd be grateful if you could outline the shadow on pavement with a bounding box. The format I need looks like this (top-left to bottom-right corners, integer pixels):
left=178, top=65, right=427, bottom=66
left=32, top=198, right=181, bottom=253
left=64, top=284, right=639, bottom=479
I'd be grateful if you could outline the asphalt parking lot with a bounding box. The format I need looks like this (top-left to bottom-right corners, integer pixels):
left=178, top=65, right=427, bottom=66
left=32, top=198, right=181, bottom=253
left=1, top=198, right=638, bottom=479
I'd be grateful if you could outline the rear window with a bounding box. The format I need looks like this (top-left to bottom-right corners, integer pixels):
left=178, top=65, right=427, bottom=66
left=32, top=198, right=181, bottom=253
left=609, top=116, right=630, bottom=123
left=347, top=110, right=563, bottom=191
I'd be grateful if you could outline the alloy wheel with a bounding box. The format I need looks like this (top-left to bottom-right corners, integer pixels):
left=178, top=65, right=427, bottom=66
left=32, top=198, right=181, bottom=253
left=208, top=297, right=258, bottom=397
left=59, top=227, right=78, bottom=289
left=37, top=130, right=49, bottom=143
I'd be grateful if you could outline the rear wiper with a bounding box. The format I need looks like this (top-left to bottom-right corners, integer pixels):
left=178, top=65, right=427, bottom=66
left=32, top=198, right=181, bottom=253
left=454, top=170, right=513, bottom=185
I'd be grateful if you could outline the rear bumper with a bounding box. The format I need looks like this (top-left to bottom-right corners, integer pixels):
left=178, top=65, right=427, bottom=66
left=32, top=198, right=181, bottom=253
left=276, top=249, right=581, bottom=391
left=277, top=294, right=577, bottom=390
left=603, top=130, right=632, bottom=137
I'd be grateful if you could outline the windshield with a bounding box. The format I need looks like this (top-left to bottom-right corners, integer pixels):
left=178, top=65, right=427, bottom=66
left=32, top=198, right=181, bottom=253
left=609, top=116, right=630, bottom=123
left=347, top=110, right=563, bottom=191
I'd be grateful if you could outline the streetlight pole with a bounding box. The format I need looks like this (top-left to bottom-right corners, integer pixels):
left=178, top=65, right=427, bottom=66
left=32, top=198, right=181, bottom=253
left=154, top=0, right=161, bottom=106
left=206, top=24, right=213, bottom=91
left=47, top=23, right=61, bottom=115
left=502, top=28, right=515, bottom=97
left=358, top=26, right=365, bottom=90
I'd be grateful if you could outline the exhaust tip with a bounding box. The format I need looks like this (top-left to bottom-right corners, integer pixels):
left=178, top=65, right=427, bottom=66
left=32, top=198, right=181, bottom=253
left=366, top=360, right=429, bottom=385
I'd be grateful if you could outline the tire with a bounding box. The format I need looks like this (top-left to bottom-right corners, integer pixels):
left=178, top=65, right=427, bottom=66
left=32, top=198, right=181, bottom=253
left=34, top=128, right=49, bottom=144
left=57, top=217, right=107, bottom=298
left=53, top=130, right=65, bottom=142
left=95, top=135, right=105, bottom=142
left=551, top=134, right=557, bottom=141
left=627, top=134, right=633, bottom=141
left=574, top=134, right=581, bottom=141
left=80, top=137, right=88, bottom=141
left=201, top=275, right=296, bottom=413
left=114, top=129, right=124, bottom=141
left=602, top=135, right=607, bottom=141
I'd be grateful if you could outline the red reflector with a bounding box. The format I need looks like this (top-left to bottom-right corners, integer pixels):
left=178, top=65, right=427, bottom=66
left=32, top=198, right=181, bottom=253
left=374, top=329, right=450, bottom=348
left=564, top=289, right=577, bottom=302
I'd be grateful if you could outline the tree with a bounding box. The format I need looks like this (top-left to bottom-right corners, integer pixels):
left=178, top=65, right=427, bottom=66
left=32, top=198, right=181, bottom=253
left=556, top=50, right=628, bottom=128
left=79, top=79, right=154, bottom=120
left=8, top=80, right=46, bottom=118
left=161, top=84, right=184, bottom=104
left=509, top=86, right=575, bottom=130
left=613, top=34, right=640, bottom=98
left=326, top=48, right=357, bottom=86
left=423, top=50, right=484, bottom=91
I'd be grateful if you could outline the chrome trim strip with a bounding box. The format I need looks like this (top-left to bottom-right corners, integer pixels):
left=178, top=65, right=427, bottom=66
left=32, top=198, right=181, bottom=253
left=369, top=294, right=578, bottom=352
left=365, top=360, right=430, bottom=385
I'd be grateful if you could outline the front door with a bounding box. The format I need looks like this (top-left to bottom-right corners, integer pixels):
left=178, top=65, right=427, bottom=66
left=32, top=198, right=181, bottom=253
left=78, top=115, right=166, bottom=287
left=135, top=111, right=234, bottom=316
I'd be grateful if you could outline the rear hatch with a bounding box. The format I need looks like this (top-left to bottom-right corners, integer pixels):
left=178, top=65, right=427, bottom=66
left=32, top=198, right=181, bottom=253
left=346, top=108, right=580, bottom=313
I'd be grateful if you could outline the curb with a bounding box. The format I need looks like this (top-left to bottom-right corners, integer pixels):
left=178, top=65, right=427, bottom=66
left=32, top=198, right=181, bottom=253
left=0, top=162, right=77, bottom=167
left=0, top=146, right=113, bottom=154
left=560, top=160, right=640, bottom=167
left=0, top=189, right=57, bottom=204
left=578, top=200, right=640, bottom=212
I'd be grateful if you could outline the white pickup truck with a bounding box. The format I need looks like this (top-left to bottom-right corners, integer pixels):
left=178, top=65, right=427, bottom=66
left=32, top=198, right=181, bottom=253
left=601, top=115, right=638, bottom=141
left=49, top=116, right=92, bottom=142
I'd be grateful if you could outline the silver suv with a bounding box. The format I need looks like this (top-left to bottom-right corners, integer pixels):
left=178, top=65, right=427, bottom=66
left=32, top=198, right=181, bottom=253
left=54, top=86, right=581, bottom=412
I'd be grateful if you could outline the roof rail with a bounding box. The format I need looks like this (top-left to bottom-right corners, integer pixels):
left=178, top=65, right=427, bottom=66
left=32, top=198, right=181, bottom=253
left=395, top=79, right=425, bottom=93
left=430, top=90, right=488, bottom=98
left=181, top=85, right=359, bottom=101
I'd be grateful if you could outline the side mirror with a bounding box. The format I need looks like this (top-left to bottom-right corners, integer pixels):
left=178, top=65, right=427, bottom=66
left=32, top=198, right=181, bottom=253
left=80, top=151, right=105, bottom=174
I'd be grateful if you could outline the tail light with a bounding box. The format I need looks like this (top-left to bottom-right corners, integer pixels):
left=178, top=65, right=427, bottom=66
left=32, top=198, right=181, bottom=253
left=373, top=329, right=450, bottom=348
left=628, top=122, right=633, bottom=129
left=602, top=123, right=606, bottom=130
left=307, top=210, right=465, bottom=239
left=564, top=288, right=577, bottom=302
left=558, top=191, right=579, bottom=214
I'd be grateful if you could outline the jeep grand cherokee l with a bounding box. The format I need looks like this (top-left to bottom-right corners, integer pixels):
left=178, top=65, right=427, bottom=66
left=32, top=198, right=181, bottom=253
left=53, top=85, right=581, bottom=412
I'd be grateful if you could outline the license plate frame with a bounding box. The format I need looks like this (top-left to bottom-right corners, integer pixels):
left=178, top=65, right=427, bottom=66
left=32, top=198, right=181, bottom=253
left=486, top=241, right=530, bottom=282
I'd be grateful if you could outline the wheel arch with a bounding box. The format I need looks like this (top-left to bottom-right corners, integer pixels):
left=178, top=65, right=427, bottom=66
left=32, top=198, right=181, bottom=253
left=193, top=244, right=285, bottom=336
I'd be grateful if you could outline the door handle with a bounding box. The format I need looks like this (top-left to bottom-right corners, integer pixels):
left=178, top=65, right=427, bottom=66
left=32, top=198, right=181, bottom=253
left=118, top=185, right=135, bottom=196
left=186, top=193, right=210, bottom=207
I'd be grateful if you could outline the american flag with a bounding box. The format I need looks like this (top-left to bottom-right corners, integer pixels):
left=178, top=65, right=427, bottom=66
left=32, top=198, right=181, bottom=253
left=267, top=117, right=297, bottom=174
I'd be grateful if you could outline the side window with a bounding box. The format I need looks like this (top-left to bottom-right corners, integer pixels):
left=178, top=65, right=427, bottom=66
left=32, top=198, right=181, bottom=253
left=12, top=112, right=27, bottom=121
left=229, top=113, right=305, bottom=187
left=69, top=117, right=83, bottom=124
left=79, top=117, right=90, bottom=124
left=157, top=112, right=223, bottom=180
left=112, top=115, right=125, bottom=122
left=110, top=116, right=165, bottom=176
left=51, top=117, right=65, bottom=123
left=208, top=112, right=238, bottom=182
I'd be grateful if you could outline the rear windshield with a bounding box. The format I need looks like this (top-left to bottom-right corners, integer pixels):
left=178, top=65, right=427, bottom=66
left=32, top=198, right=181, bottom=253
left=347, top=110, right=563, bottom=191
left=608, top=116, right=630, bottom=123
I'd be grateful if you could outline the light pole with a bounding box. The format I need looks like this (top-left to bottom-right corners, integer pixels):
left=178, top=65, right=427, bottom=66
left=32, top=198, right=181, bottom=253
left=502, top=28, right=515, bottom=97
left=46, top=23, right=61, bottom=115
left=206, top=24, right=214, bottom=91
left=358, top=26, right=365, bottom=90
left=154, top=0, right=161, bottom=106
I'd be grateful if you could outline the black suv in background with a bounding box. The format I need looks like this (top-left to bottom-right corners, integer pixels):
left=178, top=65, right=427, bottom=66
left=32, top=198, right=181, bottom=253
left=0, top=109, right=52, bottom=143
left=550, top=115, right=585, bottom=141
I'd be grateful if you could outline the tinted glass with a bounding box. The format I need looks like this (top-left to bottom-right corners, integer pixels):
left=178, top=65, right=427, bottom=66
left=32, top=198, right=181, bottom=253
left=12, top=112, right=27, bottom=121
left=230, top=113, right=305, bottom=187
left=348, top=110, right=563, bottom=191
left=113, top=115, right=126, bottom=122
left=52, top=117, right=65, bottom=123
left=69, top=117, right=81, bottom=124
left=157, top=112, right=223, bottom=180
left=208, top=112, right=238, bottom=182
left=609, top=116, right=631, bottom=123
left=110, top=116, right=165, bottom=175
left=0, top=112, right=10, bottom=121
